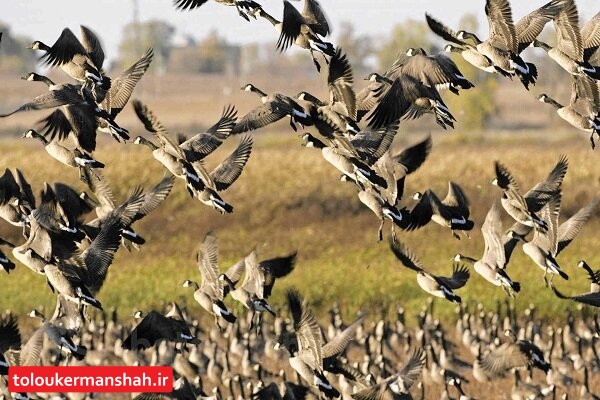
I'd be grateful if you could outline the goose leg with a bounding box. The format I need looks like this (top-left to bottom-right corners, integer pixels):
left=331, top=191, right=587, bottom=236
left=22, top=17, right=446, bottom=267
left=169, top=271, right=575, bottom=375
left=378, top=220, right=384, bottom=242
left=309, top=49, right=321, bottom=72
left=590, top=132, right=596, bottom=150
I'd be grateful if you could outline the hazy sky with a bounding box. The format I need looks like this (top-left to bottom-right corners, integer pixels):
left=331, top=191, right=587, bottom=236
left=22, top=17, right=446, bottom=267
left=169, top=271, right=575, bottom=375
left=3, top=0, right=599, bottom=63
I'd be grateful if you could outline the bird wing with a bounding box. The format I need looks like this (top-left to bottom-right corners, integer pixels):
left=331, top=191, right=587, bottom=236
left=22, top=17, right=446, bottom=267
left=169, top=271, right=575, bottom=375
left=479, top=343, right=530, bottom=377
left=197, top=231, right=223, bottom=298
left=180, top=105, right=237, bottom=161
left=328, top=48, right=356, bottom=119
left=482, top=199, right=506, bottom=268
left=210, top=135, right=253, bottom=191
left=437, top=263, right=470, bottom=290
left=485, top=0, right=518, bottom=53
left=523, top=154, right=568, bottom=211
left=277, top=1, right=305, bottom=53
left=531, top=192, right=561, bottom=255
left=515, top=0, right=563, bottom=52
left=582, top=11, right=600, bottom=60
left=240, top=250, right=265, bottom=298
left=0, top=314, right=21, bottom=353
left=554, top=0, right=584, bottom=61
left=79, top=25, right=105, bottom=70
left=397, top=347, right=426, bottom=390
left=425, top=13, right=467, bottom=46
left=551, top=285, right=600, bottom=306
left=322, top=315, right=365, bottom=359
left=350, top=121, right=399, bottom=166
left=260, top=251, right=297, bottom=298
left=172, top=0, right=209, bottom=10
left=103, top=48, right=154, bottom=118
left=287, top=289, right=323, bottom=370
left=133, top=174, right=176, bottom=223
left=556, top=197, right=598, bottom=255
left=39, top=28, right=87, bottom=67
left=132, top=99, right=183, bottom=158
left=232, top=102, right=289, bottom=134
left=389, top=239, right=426, bottom=273
left=442, top=181, right=470, bottom=217
left=302, top=0, right=330, bottom=37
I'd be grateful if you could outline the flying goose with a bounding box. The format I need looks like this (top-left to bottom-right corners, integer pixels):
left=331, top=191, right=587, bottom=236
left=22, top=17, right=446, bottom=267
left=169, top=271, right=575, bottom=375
left=81, top=171, right=175, bottom=250
left=413, top=181, right=474, bottom=239
left=351, top=348, right=426, bottom=400
left=121, top=308, right=200, bottom=351
left=276, top=288, right=340, bottom=399
left=538, top=82, right=600, bottom=148
left=385, top=47, right=474, bottom=95
left=302, top=133, right=387, bottom=190
left=531, top=0, right=600, bottom=80
left=455, top=0, right=544, bottom=89
left=295, top=47, right=360, bottom=140
left=132, top=100, right=208, bottom=195
left=479, top=329, right=550, bottom=378
left=182, top=231, right=236, bottom=328
left=511, top=192, right=567, bottom=286
left=173, top=0, right=264, bottom=21
left=455, top=199, right=521, bottom=297
left=28, top=26, right=106, bottom=85
left=363, top=72, right=456, bottom=130
left=502, top=154, right=568, bottom=263
left=389, top=240, right=468, bottom=303
left=28, top=309, right=87, bottom=362
left=492, top=160, right=548, bottom=231
left=512, top=196, right=598, bottom=286
left=233, top=84, right=309, bottom=134
left=255, top=0, right=334, bottom=71
left=22, top=129, right=104, bottom=181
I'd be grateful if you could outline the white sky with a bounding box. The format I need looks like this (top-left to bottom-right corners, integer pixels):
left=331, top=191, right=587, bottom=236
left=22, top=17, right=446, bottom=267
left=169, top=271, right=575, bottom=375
left=3, top=0, right=599, bottom=63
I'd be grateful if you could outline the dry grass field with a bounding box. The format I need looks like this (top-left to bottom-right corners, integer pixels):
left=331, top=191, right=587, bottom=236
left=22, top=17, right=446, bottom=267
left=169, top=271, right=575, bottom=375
left=1, top=71, right=599, bottom=399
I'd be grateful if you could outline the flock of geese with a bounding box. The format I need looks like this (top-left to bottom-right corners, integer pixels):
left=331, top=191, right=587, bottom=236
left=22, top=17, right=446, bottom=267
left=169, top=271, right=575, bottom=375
left=1, top=0, right=600, bottom=398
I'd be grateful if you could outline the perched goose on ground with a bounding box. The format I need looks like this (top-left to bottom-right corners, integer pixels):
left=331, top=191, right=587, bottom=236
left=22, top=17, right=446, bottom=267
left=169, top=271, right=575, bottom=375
left=28, top=25, right=106, bottom=84
left=182, top=231, right=236, bottom=328
left=255, top=0, right=334, bottom=71
left=413, top=181, right=474, bottom=239
left=121, top=307, right=200, bottom=351
left=173, top=0, right=264, bottom=21
left=492, top=160, right=548, bottom=231
left=531, top=0, right=600, bottom=80
left=351, top=348, right=426, bottom=400
left=233, top=84, right=309, bottom=134
left=455, top=199, right=521, bottom=297
left=276, top=289, right=340, bottom=399
left=389, top=240, right=468, bottom=303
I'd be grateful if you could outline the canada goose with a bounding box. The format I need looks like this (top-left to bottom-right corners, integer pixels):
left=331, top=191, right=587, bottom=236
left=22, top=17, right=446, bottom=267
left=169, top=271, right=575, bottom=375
left=511, top=192, right=567, bottom=286
left=386, top=47, right=474, bottom=95
left=121, top=309, right=200, bottom=351
left=538, top=90, right=600, bottom=148
left=479, top=329, right=550, bottom=378
left=413, top=181, right=474, bottom=239
left=2, top=314, right=44, bottom=368
left=222, top=250, right=277, bottom=330
left=455, top=199, right=521, bottom=297
left=0, top=168, right=32, bottom=231
left=514, top=195, right=597, bottom=286
left=22, top=130, right=104, bottom=183
left=550, top=263, right=600, bottom=307
left=492, top=160, right=548, bottom=231
left=426, top=13, right=501, bottom=76
left=233, top=84, right=309, bottom=134
left=502, top=154, right=568, bottom=263
left=182, top=231, right=236, bottom=327
left=82, top=171, right=175, bottom=250
left=531, top=0, right=600, bottom=80
left=302, top=133, right=387, bottom=189
left=577, top=260, right=600, bottom=292
left=132, top=100, right=207, bottom=195
left=351, top=347, right=425, bottom=400
left=29, top=309, right=88, bottom=362
left=276, top=289, right=340, bottom=399
left=190, top=135, right=253, bottom=214
left=255, top=0, right=334, bottom=71
left=390, top=240, right=468, bottom=303
left=364, top=72, right=456, bottom=130
left=28, top=26, right=106, bottom=85
left=173, top=0, right=264, bottom=21
left=455, top=0, right=544, bottom=90
left=295, top=48, right=360, bottom=140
